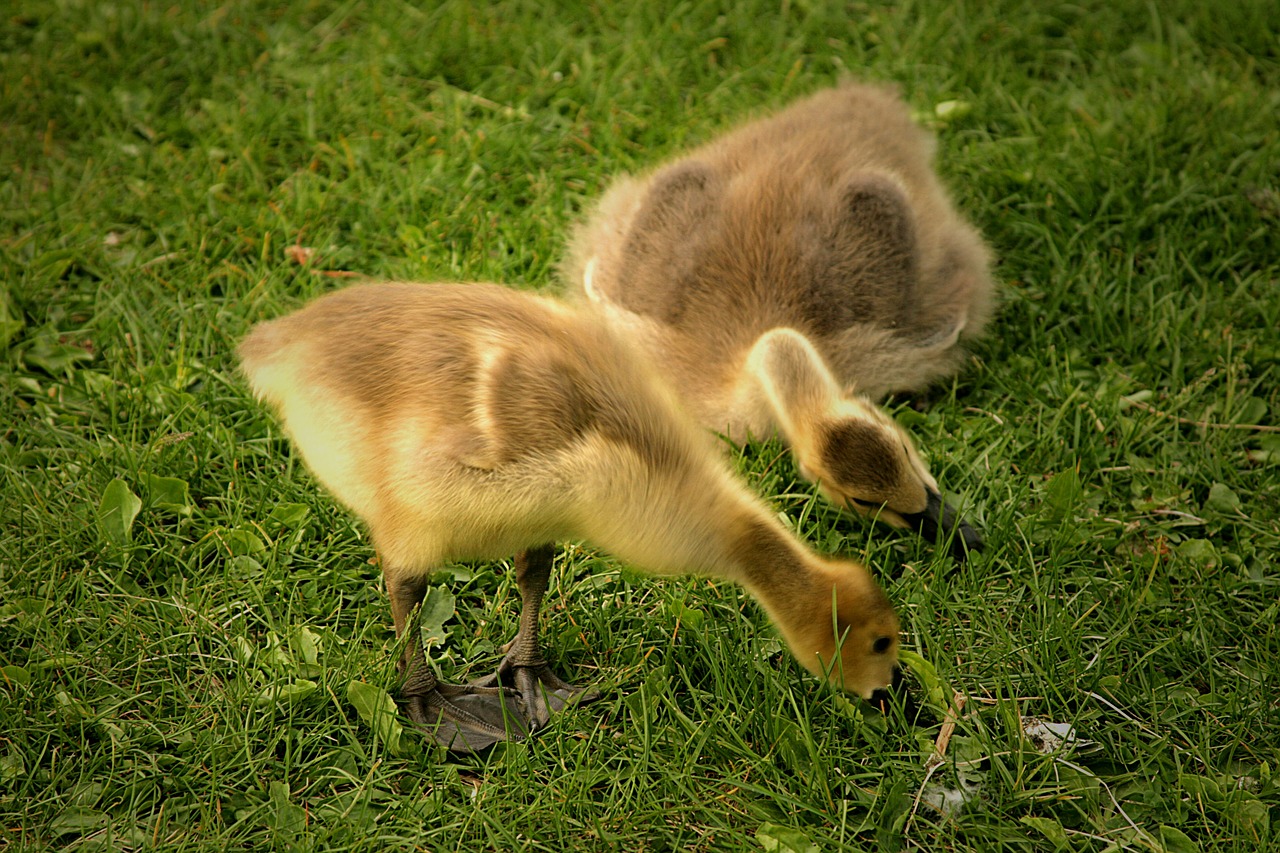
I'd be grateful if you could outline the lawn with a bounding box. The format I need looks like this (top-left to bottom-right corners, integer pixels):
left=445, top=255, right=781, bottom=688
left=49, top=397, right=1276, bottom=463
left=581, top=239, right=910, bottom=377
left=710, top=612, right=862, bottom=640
left=3, top=1, right=1279, bottom=850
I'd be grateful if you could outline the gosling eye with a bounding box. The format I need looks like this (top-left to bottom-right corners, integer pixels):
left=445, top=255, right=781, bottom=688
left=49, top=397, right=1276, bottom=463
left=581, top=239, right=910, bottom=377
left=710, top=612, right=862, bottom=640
left=848, top=497, right=880, bottom=510
left=872, top=636, right=893, bottom=655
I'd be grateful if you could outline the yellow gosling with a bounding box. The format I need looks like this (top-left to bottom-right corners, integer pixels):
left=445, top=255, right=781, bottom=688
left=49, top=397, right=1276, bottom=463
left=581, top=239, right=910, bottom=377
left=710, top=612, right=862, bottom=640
left=565, top=82, right=993, bottom=557
left=239, top=281, right=900, bottom=752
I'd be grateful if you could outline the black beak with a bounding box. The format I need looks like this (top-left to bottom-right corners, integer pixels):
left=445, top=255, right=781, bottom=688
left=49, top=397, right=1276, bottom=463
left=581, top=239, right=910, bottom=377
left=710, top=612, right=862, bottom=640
left=869, top=667, right=932, bottom=726
left=902, top=489, right=983, bottom=561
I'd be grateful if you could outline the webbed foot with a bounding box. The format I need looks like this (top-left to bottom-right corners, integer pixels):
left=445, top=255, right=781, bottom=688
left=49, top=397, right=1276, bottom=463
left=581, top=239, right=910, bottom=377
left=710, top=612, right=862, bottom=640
left=472, top=654, right=600, bottom=729
left=402, top=682, right=530, bottom=753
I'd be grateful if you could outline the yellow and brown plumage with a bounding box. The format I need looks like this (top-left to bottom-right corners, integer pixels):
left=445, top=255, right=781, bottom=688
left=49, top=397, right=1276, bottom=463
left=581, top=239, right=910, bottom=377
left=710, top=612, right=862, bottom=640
left=240, top=281, right=899, bottom=751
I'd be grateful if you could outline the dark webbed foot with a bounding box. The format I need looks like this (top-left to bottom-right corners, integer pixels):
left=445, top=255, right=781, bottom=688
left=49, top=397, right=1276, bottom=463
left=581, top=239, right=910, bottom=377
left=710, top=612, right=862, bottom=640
left=471, top=653, right=600, bottom=729
left=386, top=571, right=532, bottom=753
left=401, top=680, right=530, bottom=753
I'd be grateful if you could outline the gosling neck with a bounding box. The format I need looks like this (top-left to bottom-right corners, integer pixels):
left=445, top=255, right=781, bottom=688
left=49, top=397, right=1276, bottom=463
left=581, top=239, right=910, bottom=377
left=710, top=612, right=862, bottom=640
left=740, top=328, right=845, bottom=453
left=719, top=503, right=827, bottom=606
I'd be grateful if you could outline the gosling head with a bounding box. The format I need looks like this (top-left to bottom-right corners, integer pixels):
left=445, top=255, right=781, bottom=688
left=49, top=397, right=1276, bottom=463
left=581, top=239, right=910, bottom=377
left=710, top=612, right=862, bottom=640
left=777, top=560, right=900, bottom=699
left=799, top=399, right=982, bottom=560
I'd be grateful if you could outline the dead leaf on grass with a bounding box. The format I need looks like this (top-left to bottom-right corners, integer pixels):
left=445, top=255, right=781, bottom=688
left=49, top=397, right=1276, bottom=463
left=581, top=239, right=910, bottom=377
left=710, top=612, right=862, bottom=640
left=284, top=244, right=316, bottom=265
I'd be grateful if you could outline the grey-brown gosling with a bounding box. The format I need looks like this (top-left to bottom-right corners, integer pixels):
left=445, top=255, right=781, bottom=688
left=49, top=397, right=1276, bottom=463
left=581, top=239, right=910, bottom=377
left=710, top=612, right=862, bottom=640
left=564, top=82, right=994, bottom=558
left=239, top=282, right=900, bottom=752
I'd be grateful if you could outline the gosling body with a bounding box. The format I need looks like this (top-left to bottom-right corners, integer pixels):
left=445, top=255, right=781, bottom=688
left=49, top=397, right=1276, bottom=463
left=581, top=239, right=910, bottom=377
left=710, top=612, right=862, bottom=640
left=240, top=282, right=899, bottom=751
left=566, top=83, right=993, bottom=554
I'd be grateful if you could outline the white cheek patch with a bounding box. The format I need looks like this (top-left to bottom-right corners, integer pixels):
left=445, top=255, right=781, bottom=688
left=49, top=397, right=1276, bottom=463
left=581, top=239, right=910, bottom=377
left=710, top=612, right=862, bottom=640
left=582, top=257, right=601, bottom=302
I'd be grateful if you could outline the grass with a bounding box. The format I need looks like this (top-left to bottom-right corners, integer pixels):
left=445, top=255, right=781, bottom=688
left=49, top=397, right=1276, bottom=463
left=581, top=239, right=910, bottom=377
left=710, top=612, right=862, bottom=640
left=2, top=0, right=1279, bottom=849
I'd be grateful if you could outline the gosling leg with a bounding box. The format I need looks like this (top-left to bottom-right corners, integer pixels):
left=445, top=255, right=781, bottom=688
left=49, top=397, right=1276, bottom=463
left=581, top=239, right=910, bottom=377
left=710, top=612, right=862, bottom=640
left=386, top=571, right=529, bottom=752
left=472, top=544, right=598, bottom=728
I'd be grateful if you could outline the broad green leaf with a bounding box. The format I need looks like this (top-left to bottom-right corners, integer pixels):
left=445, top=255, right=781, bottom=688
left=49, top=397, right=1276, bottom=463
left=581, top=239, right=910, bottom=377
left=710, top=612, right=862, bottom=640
left=895, top=408, right=928, bottom=427
left=22, top=335, right=94, bottom=375
left=97, top=479, right=142, bottom=546
left=262, top=631, right=295, bottom=672
left=287, top=626, right=322, bottom=677
left=232, top=636, right=256, bottom=668
left=430, top=564, right=475, bottom=583
left=897, top=649, right=948, bottom=714
left=219, top=528, right=266, bottom=556
left=1, top=748, right=24, bottom=783
left=1123, top=40, right=1171, bottom=67
left=143, top=473, right=192, bottom=515
left=396, top=223, right=427, bottom=250
left=831, top=692, right=866, bottom=724
left=347, top=680, right=407, bottom=757
left=97, top=719, right=127, bottom=746
left=227, top=556, right=265, bottom=578
left=30, top=653, right=76, bottom=670
left=69, top=780, right=105, bottom=807
left=1055, top=764, right=1101, bottom=809
left=314, top=798, right=381, bottom=833
left=267, top=503, right=310, bottom=528
left=1043, top=469, right=1083, bottom=520
left=269, top=780, right=307, bottom=837
left=949, top=735, right=987, bottom=764
left=256, top=679, right=318, bottom=707
left=671, top=600, right=706, bottom=630
left=1178, top=774, right=1224, bottom=804
left=1159, top=824, right=1201, bottom=853
left=771, top=718, right=808, bottom=774
left=418, top=586, right=456, bottom=648
left=756, top=822, right=819, bottom=853
left=1119, top=389, right=1154, bottom=410
left=1, top=665, right=30, bottom=686
left=54, top=690, right=90, bottom=723
left=1176, top=539, right=1220, bottom=570
left=875, top=778, right=914, bottom=850
left=1020, top=816, right=1069, bottom=848
left=625, top=670, right=665, bottom=726
left=290, top=626, right=322, bottom=667
left=1203, top=483, right=1242, bottom=516
left=1232, top=396, right=1268, bottom=425
left=31, top=247, right=76, bottom=280
left=0, top=285, right=22, bottom=347
left=49, top=806, right=108, bottom=837
left=934, top=99, right=973, bottom=121
left=1226, top=792, right=1270, bottom=836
